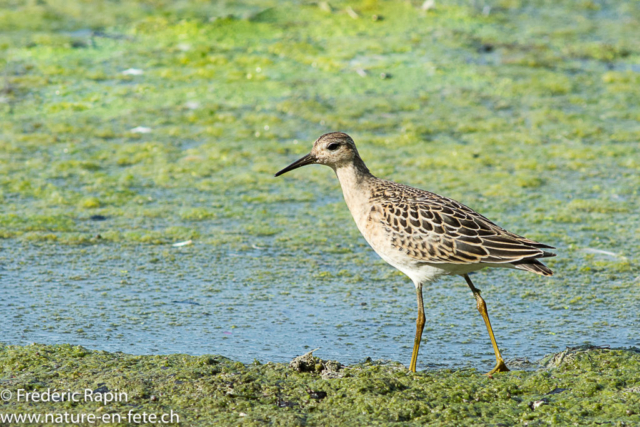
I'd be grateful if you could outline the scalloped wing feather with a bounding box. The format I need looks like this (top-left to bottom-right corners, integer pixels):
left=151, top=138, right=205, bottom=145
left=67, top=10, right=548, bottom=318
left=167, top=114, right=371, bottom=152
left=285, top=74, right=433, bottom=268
left=372, top=180, right=555, bottom=273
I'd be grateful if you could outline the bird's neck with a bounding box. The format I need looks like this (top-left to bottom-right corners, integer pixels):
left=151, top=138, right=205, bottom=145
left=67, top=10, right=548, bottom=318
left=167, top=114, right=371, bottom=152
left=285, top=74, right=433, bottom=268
left=334, top=157, right=376, bottom=220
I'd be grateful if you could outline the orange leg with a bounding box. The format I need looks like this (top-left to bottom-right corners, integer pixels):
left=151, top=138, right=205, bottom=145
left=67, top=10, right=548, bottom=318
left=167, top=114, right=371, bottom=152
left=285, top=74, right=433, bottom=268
left=409, top=284, right=425, bottom=372
left=464, top=274, right=509, bottom=374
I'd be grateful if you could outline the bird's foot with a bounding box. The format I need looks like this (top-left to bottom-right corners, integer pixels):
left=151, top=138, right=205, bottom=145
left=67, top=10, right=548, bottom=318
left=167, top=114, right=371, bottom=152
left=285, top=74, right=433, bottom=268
left=486, top=359, right=510, bottom=375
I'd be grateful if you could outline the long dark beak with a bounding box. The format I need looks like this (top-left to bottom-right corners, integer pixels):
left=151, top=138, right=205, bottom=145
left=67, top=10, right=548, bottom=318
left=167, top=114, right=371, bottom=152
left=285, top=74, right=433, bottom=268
left=274, top=153, right=316, bottom=177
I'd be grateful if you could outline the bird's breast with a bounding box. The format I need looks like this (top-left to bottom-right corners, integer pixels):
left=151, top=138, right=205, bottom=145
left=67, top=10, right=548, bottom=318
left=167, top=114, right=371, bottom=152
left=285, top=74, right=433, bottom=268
left=356, top=205, right=450, bottom=284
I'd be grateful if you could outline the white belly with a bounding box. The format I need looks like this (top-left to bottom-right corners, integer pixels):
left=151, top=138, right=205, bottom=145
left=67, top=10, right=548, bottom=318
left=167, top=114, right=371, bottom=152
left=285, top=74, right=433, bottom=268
left=376, top=249, right=448, bottom=285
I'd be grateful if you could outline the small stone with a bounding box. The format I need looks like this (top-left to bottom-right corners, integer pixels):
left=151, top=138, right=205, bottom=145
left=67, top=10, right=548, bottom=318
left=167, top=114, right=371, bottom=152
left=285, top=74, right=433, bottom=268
left=277, top=398, right=296, bottom=408
left=290, top=349, right=321, bottom=372
left=94, top=385, right=109, bottom=394
left=290, top=349, right=343, bottom=378
left=307, top=389, right=327, bottom=400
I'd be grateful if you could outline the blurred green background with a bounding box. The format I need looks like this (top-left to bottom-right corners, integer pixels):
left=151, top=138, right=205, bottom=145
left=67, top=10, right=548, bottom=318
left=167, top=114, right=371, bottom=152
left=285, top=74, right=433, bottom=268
left=0, top=0, right=639, bottom=368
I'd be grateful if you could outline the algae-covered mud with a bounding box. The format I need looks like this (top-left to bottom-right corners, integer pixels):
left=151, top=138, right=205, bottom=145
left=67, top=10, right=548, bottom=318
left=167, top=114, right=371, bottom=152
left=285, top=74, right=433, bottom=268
left=1, top=344, right=640, bottom=425
left=1, top=0, right=640, bottom=409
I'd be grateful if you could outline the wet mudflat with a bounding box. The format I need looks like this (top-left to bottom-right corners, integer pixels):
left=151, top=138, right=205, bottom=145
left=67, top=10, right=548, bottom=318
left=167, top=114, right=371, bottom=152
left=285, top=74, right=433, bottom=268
left=1, top=344, right=639, bottom=425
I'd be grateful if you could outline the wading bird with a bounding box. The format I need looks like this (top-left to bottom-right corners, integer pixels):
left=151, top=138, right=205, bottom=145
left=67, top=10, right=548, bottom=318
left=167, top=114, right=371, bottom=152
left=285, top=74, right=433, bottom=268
left=275, top=132, right=555, bottom=373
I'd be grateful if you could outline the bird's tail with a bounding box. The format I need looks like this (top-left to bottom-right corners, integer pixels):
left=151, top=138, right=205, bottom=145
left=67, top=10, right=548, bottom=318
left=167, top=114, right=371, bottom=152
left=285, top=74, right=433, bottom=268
left=513, top=259, right=553, bottom=276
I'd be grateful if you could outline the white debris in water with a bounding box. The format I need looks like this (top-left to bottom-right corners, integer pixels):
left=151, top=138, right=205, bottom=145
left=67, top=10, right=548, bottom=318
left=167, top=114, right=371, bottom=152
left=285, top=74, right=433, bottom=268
left=318, top=2, right=332, bottom=12
left=422, top=0, right=435, bottom=11
left=121, top=68, right=144, bottom=75
left=129, top=126, right=152, bottom=134
left=346, top=6, right=359, bottom=19
left=581, top=248, right=619, bottom=258
left=172, top=240, right=193, bottom=247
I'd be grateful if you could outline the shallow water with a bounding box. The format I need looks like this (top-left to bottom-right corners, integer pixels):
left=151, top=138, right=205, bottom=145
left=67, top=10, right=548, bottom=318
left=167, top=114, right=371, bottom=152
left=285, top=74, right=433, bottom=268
left=1, top=0, right=639, bottom=371
left=2, top=240, right=638, bottom=371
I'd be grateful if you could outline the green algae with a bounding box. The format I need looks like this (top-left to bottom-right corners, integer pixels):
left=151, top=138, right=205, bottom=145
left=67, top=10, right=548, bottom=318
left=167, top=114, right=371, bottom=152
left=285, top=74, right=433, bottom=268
left=1, top=344, right=639, bottom=425
left=1, top=0, right=639, bottom=253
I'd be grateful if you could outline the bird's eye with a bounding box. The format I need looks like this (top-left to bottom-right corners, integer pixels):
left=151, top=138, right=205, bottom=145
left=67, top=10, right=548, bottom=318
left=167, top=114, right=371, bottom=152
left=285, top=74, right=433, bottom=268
left=327, top=143, right=340, bottom=151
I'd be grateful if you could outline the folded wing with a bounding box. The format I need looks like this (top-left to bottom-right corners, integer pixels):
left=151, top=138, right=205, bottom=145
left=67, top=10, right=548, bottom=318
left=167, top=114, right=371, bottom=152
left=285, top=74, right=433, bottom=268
left=375, top=188, right=555, bottom=276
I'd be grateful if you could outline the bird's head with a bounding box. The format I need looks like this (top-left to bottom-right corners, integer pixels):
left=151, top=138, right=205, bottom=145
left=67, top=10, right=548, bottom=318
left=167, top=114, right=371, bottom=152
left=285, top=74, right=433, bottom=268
left=275, top=132, right=360, bottom=177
